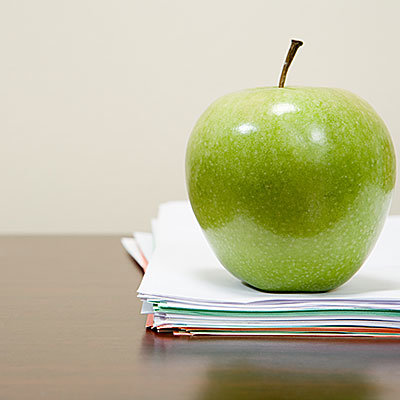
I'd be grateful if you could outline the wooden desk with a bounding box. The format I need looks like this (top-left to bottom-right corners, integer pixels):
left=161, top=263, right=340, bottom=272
left=1, top=236, right=400, bottom=400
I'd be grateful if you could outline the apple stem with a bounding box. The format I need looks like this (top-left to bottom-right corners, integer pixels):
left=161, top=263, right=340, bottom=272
left=278, top=39, right=303, bottom=88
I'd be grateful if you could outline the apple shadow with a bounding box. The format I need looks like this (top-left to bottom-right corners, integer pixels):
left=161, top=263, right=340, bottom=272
left=193, top=264, right=400, bottom=297
left=197, top=362, right=376, bottom=400
left=246, top=273, right=400, bottom=295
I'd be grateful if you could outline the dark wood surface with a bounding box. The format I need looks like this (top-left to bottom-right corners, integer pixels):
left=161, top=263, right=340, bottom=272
left=1, top=236, right=400, bottom=400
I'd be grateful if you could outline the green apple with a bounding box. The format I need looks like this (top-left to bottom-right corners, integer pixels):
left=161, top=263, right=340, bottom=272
left=185, top=40, right=396, bottom=292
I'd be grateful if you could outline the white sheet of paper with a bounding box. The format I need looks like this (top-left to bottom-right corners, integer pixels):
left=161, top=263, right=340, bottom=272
left=134, top=232, right=153, bottom=261
left=137, top=201, right=400, bottom=305
left=121, top=237, right=146, bottom=268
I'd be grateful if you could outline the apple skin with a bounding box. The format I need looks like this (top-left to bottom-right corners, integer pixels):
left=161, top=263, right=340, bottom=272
left=186, top=87, right=396, bottom=292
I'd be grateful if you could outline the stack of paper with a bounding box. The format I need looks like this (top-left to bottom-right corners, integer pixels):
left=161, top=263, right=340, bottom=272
left=122, top=201, right=400, bottom=337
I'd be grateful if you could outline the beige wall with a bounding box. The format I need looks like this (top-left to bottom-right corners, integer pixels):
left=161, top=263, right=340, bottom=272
left=0, top=0, right=399, bottom=233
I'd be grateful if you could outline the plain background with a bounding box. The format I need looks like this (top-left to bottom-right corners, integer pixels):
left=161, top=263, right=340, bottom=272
left=0, top=0, right=399, bottom=233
